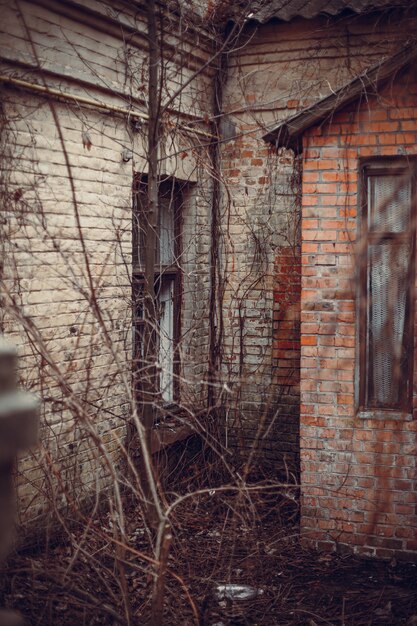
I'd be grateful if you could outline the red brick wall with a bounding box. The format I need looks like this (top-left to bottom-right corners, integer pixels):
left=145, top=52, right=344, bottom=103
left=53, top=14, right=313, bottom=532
left=273, top=246, right=301, bottom=475
left=222, top=8, right=417, bottom=475
left=219, top=126, right=301, bottom=468
left=300, top=65, right=417, bottom=560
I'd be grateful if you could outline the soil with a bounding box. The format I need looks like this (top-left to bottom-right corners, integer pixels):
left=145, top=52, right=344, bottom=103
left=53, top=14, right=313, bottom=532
left=1, top=485, right=416, bottom=626
left=1, top=439, right=416, bottom=625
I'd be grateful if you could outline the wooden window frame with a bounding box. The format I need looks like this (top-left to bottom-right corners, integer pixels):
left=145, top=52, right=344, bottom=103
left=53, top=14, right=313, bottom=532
left=357, top=157, right=417, bottom=418
left=132, top=175, right=183, bottom=405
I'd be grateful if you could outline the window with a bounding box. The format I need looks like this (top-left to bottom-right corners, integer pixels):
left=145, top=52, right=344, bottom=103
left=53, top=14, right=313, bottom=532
left=132, top=177, right=182, bottom=404
left=358, top=159, right=416, bottom=415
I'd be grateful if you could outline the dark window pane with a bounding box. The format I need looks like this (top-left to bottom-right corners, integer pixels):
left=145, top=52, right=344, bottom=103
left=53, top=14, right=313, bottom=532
left=132, top=177, right=182, bottom=405
left=132, top=185, right=148, bottom=267
left=133, top=184, right=175, bottom=268
left=158, top=195, right=175, bottom=266
left=133, top=277, right=144, bottom=320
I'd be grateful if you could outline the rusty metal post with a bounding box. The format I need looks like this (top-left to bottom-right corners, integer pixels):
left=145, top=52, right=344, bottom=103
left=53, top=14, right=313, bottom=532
left=0, top=337, right=40, bottom=625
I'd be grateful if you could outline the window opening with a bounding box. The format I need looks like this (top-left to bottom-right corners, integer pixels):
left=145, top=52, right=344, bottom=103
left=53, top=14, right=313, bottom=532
left=358, top=160, right=416, bottom=413
left=133, top=177, right=182, bottom=404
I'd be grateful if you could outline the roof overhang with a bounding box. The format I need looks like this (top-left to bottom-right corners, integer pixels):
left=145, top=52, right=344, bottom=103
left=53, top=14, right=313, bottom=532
left=263, top=43, right=417, bottom=153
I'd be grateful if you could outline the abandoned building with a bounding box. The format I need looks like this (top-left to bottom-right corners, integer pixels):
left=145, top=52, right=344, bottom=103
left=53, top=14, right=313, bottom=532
left=1, top=0, right=417, bottom=563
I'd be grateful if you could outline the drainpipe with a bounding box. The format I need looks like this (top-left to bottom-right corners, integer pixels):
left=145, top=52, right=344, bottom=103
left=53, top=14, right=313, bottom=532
left=207, top=30, right=231, bottom=410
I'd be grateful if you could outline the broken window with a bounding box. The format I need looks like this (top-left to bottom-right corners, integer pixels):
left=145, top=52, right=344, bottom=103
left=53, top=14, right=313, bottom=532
left=132, top=177, right=182, bottom=403
left=358, top=159, right=416, bottom=413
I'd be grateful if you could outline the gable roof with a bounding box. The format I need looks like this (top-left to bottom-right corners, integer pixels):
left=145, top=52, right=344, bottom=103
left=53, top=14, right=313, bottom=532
left=250, top=0, right=414, bottom=23
left=262, top=43, right=417, bottom=152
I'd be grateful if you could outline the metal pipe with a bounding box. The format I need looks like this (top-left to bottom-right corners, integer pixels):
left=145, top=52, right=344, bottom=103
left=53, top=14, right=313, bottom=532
left=0, top=75, right=215, bottom=140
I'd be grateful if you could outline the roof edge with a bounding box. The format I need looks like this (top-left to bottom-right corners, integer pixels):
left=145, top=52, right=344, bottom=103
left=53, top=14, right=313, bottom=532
left=263, top=42, right=417, bottom=152
left=249, top=1, right=412, bottom=25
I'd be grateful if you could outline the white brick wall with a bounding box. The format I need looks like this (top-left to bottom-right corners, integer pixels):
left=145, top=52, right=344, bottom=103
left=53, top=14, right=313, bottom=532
left=0, top=0, right=215, bottom=525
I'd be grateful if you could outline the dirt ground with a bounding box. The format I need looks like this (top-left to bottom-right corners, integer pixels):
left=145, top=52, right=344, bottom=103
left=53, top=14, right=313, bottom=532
left=1, top=484, right=416, bottom=626
left=1, top=438, right=417, bottom=625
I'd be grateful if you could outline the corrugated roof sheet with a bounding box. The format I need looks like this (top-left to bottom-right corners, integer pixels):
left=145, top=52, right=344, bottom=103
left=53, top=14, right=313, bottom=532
left=250, top=0, right=410, bottom=23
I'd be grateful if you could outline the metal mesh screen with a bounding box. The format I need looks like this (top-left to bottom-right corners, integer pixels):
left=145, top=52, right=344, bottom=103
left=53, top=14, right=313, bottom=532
left=365, top=173, right=412, bottom=409
left=368, top=242, right=410, bottom=407
left=368, top=175, right=411, bottom=232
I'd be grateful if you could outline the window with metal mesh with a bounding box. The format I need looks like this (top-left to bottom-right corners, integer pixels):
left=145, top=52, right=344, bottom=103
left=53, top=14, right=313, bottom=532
left=360, top=161, right=416, bottom=412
